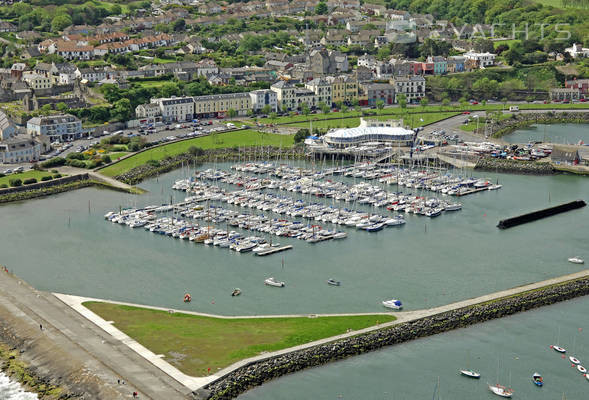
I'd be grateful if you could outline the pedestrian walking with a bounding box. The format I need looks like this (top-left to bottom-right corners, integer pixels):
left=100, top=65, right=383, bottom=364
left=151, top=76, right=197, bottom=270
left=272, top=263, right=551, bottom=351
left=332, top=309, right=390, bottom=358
left=39, top=324, right=42, bottom=330
left=132, top=391, right=138, bottom=398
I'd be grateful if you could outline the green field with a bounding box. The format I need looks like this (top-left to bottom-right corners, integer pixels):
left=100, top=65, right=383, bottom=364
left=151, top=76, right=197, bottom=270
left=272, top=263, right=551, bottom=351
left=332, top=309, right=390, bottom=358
left=84, top=302, right=395, bottom=376
left=289, top=112, right=459, bottom=130
left=0, top=170, right=61, bottom=187
left=100, top=130, right=294, bottom=177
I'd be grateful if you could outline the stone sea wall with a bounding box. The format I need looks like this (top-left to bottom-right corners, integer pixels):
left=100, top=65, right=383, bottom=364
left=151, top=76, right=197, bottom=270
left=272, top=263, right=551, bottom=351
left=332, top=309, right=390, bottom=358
left=475, top=157, right=555, bottom=175
left=201, top=277, right=589, bottom=400
left=115, top=146, right=305, bottom=185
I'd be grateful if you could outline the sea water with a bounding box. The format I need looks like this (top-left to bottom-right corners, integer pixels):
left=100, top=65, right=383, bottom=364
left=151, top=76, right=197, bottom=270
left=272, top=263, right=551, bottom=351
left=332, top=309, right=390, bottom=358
left=0, top=372, right=37, bottom=400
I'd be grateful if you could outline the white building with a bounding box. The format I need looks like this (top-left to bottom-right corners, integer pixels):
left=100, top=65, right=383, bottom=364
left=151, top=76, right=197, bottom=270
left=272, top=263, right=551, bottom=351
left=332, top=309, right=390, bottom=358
left=135, top=103, right=162, bottom=119
left=150, top=96, right=194, bottom=122
left=391, top=75, right=426, bottom=103
left=249, top=89, right=278, bottom=112
left=305, top=78, right=332, bottom=107
left=323, top=126, right=415, bottom=148
left=22, top=72, right=53, bottom=90
left=27, top=114, right=83, bottom=142
left=564, top=43, right=589, bottom=59
left=0, top=135, right=42, bottom=164
left=193, top=93, right=252, bottom=118
left=463, top=51, right=496, bottom=68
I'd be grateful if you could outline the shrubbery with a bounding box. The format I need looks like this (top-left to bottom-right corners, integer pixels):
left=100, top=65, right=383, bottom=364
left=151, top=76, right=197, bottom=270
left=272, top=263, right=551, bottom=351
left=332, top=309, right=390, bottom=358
left=66, top=159, right=86, bottom=168
left=41, top=176, right=53, bottom=181
left=66, top=152, right=86, bottom=160
left=53, top=174, right=62, bottom=179
left=23, top=178, right=37, bottom=185
left=0, top=184, right=7, bottom=188
left=102, top=155, right=112, bottom=164
left=40, top=157, right=66, bottom=168
left=9, top=179, right=22, bottom=187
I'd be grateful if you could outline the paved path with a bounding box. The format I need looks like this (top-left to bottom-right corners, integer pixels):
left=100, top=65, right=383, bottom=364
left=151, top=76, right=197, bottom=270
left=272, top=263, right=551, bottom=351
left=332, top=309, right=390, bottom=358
left=55, top=268, right=589, bottom=393
left=0, top=271, right=192, bottom=399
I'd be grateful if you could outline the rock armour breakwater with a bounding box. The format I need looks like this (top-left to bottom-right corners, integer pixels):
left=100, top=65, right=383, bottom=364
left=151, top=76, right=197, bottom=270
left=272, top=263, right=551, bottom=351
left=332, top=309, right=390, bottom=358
left=475, top=157, right=555, bottom=175
left=201, top=277, right=589, bottom=400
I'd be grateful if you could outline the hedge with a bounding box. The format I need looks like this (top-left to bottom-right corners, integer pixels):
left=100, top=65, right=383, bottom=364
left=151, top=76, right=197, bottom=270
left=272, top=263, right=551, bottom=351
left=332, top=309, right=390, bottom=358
left=41, top=176, right=53, bottom=181
left=9, top=178, right=22, bottom=187
left=23, top=178, right=37, bottom=185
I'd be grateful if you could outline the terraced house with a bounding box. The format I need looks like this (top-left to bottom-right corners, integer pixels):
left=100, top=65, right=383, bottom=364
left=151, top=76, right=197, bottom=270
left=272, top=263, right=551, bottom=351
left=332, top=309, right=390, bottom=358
left=150, top=96, right=194, bottom=122
left=192, top=93, right=252, bottom=118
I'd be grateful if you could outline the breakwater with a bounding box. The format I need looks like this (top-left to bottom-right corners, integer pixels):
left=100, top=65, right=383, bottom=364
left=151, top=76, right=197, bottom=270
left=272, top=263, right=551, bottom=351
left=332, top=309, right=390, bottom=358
left=475, top=157, right=555, bottom=175
left=201, top=275, right=589, bottom=400
left=497, top=199, right=587, bottom=229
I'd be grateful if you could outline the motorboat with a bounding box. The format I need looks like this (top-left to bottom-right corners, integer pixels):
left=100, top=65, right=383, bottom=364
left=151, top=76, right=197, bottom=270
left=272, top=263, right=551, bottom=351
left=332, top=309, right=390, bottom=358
left=568, top=257, right=584, bottom=264
left=333, top=232, right=348, bottom=239
left=264, top=277, right=285, bottom=287
left=532, top=372, right=543, bottom=387
left=231, top=288, right=241, bottom=297
left=460, top=369, right=481, bottom=379
left=569, top=356, right=581, bottom=364
left=552, top=345, right=566, bottom=353
left=577, top=364, right=587, bottom=373
left=183, top=293, right=191, bottom=303
left=444, top=203, right=462, bottom=211
left=363, top=222, right=385, bottom=232
left=488, top=384, right=513, bottom=398
left=382, top=299, right=403, bottom=310
left=327, top=279, right=341, bottom=286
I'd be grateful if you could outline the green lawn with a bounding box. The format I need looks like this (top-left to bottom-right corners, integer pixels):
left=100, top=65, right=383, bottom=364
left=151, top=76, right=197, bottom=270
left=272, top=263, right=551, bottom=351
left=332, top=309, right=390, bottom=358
left=84, top=302, right=395, bottom=377
left=0, top=170, right=60, bottom=187
left=153, top=57, right=178, bottom=64
left=100, top=130, right=294, bottom=177
left=106, top=152, right=129, bottom=161
left=290, top=112, right=459, bottom=130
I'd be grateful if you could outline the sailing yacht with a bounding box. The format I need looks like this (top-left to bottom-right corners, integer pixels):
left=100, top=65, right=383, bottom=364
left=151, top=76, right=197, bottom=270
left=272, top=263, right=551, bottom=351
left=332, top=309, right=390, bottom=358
left=488, top=384, right=513, bottom=398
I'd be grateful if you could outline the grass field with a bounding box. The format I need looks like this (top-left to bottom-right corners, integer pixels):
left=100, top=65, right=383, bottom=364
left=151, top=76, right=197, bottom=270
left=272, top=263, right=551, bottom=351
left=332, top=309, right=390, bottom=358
left=289, top=112, right=459, bottom=130
left=100, top=130, right=294, bottom=177
left=84, top=302, right=395, bottom=376
left=0, top=170, right=61, bottom=187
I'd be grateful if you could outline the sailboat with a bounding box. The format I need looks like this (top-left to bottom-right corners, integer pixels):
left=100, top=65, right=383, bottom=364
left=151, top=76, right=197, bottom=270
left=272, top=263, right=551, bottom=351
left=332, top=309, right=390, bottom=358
left=488, top=383, right=513, bottom=398
left=460, top=350, right=481, bottom=378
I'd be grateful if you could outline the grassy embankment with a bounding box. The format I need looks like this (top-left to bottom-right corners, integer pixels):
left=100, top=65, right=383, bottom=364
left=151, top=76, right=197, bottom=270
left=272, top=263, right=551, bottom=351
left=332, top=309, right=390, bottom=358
left=289, top=111, right=460, bottom=129
left=99, top=129, right=294, bottom=177
left=84, top=302, right=395, bottom=377
left=0, top=170, right=63, bottom=187
left=460, top=113, right=513, bottom=132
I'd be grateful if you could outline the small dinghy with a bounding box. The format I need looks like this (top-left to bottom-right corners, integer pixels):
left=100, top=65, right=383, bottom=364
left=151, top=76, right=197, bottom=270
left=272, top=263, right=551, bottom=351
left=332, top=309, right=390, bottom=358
left=327, top=279, right=341, bottom=286
left=568, top=257, right=584, bottom=264
left=264, top=277, right=285, bottom=287
left=382, top=299, right=403, bottom=310
left=577, top=364, right=587, bottom=374
left=460, top=369, right=481, bottom=379
left=231, top=288, right=241, bottom=297
left=489, top=384, right=513, bottom=398
left=552, top=345, right=566, bottom=353
left=532, top=372, right=543, bottom=387
left=569, top=356, right=581, bottom=364
left=183, top=293, right=192, bottom=303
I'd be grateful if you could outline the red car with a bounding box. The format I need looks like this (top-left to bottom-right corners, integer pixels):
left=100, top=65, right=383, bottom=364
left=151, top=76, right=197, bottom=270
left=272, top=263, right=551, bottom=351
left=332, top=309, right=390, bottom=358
left=471, top=101, right=478, bottom=105
left=580, top=98, right=586, bottom=102
left=462, top=111, right=471, bottom=115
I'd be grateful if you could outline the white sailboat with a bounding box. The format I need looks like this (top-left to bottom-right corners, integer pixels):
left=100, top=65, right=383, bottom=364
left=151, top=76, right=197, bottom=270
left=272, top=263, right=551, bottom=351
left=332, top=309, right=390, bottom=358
left=568, top=257, right=584, bottom=264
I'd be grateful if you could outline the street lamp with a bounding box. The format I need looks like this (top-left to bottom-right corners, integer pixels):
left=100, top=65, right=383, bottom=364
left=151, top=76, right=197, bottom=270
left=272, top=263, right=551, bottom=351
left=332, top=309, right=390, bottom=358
left=472, top=114, right=480, bottom=134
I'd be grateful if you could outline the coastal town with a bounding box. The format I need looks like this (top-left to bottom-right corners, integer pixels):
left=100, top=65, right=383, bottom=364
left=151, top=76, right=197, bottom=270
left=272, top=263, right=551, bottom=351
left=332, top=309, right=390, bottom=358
left=0, top=0, right=589, bottom=400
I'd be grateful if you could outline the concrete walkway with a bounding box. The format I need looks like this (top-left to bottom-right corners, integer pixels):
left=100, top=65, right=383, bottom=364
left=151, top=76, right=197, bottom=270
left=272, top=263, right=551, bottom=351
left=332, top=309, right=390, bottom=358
left=55, top=268, right=589, bottom=393
left=0, top=271, right=191, bottom=399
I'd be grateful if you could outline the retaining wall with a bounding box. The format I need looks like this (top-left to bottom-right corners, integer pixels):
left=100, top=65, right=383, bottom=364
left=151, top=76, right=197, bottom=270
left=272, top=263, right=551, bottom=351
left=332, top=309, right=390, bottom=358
left=0, top=174, right=89, bottom=195
left=201, top=277, right=589, bottom=399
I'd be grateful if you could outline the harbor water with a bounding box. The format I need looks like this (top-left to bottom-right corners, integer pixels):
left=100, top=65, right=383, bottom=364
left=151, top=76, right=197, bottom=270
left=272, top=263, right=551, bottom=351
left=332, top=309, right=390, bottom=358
left=0, top=163, right=587, bottom=316
left=0, top=372, right=37, bottom=400
left=239, top=296, right=589, bottom=400
left=502, top=123, right=589, bottom=145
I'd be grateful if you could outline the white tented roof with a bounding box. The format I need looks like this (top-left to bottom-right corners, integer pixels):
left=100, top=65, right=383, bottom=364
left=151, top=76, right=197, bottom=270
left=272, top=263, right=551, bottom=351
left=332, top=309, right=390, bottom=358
left=325, top=126, right=414, bottom=142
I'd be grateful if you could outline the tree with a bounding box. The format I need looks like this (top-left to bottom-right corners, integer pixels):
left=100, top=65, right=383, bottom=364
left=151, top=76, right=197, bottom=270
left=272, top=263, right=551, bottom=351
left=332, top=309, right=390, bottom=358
left=301, top=103, right=310, bottom=119
left=227, top=108, right=237, bottom=119
left=315, top=1, right=328, bottom=15
left=441, top=98, right=450, bottom=110
left=341, top=104, right=348, bottom=114
left=319, top=101, right=330, bottom=114
left=112, top=98, right=132, bottom=122
left=51, top=14, right=72, bottom=33
left=56, top=102, right=68, bottom=112
left=335, top=100, right=343, bottom=110
left=294, top=128, right=309, bottom=143
left=420, top=98, right=429, bottom=110
left=160, top=82, right=180, bottom=98
left=269, top=111, right=278, bottom=123
left=261, top=104, right=272, bottom=115
left=281, top=104, right=289, bottom=114
left=375, top=99, right=385, bottom=110
left=172, top=19, right=186, bottom=32
left=397, top=94, right=407, bottom=112
left=111, top=5, right=122, bottom=15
